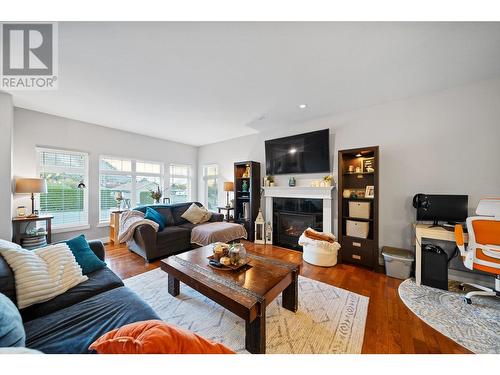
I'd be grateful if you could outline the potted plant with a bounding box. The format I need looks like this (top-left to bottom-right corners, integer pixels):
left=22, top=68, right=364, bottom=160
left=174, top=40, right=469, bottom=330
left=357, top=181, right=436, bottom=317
left=266, top=175, right=275, bottom=187
left=149, top=186, right=163, bottom=204
left=322, top=175, right=333, bottom=187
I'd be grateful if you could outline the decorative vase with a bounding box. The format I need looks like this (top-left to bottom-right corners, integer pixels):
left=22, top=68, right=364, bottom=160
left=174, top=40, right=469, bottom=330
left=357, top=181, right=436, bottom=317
left=343, top=189, right=351, bottom=198
left=288, top=177, right=296, bottom=187
left=242, top=180, right=249, bottom=192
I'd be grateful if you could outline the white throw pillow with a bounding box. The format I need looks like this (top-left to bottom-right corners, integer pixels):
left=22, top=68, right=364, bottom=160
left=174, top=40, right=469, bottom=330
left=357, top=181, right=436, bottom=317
left=181, top=203, right=212, bottom=225
left=0, top=242, right=88, bottom=309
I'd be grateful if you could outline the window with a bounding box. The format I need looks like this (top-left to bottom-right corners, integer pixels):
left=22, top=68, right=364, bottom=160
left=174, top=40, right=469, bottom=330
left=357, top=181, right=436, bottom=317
left=36, top=148, right=89, bottom=229
left=169, top=164, right=191, bottom=204
left=203, top=164, right=219, bottom=210
left=99, top=157, right=163, bottom=222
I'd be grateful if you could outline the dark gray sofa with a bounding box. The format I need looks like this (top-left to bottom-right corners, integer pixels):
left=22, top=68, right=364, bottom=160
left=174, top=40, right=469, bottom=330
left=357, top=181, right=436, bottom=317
left=129, top=202, right=224, bottom=262
left=0, top=240, right=159, bottom=354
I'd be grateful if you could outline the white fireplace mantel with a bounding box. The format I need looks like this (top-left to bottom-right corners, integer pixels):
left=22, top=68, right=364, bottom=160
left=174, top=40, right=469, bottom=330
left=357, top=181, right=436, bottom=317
left=262, top=186, right=335, bottom=200
left=262, top=185, right=336, bottom=244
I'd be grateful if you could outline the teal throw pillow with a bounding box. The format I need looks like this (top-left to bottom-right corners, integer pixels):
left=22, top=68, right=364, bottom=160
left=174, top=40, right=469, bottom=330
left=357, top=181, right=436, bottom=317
left=65, top=235, right=106, bottom=275
left=0, top=293, right=25, bottom=347
left=145, top=207, right=166, bottom=231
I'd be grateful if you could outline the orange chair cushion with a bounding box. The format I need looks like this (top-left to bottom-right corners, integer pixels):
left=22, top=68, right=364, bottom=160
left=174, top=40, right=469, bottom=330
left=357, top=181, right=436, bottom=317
left=89, top=320, right=235, bottom=354
left=472, top=220, right=500, bottom=245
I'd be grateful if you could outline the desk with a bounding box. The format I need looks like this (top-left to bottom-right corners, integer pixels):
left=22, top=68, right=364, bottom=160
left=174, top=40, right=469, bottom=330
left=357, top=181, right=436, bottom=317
left=414, top=224, right=468, bottom=286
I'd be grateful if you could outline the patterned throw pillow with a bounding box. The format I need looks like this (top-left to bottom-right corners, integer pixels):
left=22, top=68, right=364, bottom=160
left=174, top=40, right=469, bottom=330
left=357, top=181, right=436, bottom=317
left=89, top=320, right=234, bottom=354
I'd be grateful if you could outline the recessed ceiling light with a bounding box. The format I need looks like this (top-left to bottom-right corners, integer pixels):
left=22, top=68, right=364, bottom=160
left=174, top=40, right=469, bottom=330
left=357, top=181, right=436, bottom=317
left=299, top=104, right=307, bottom=109
left=355, top=153, right=362, bottom=157
left=289, top=148, right=297, bottom=154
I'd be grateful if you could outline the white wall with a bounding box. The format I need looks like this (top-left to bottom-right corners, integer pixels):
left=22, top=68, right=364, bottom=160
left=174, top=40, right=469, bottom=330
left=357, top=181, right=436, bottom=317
left=198, top=77, right=500, bottom=255
left=13, top=108, right=198, bottom=242
left=0, top=92, right=14, bottom=241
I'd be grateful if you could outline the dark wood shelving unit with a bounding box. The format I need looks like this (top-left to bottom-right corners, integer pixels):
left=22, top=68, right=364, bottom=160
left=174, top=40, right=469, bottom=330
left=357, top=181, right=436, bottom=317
left=338, top=146, right=380, bottom=270
left=233, top=161, right=261, bottom=241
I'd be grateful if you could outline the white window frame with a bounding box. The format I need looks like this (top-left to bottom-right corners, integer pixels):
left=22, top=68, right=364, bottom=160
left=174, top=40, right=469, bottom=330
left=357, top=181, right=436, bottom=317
left=36, top=147, right=89, bottom=232
left=169, top=163, right=192, bottom=203
left=203, top=164, right=219, bottom=210
left=99, top=156, right=164, bottom=224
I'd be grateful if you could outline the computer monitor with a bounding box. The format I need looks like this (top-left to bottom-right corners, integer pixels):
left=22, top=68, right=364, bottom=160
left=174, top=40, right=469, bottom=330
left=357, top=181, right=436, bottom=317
left=415, top=194, right=468, bottom=225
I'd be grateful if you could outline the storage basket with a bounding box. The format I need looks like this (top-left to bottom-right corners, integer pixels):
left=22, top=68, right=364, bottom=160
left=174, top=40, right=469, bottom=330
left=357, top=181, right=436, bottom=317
left=348, top=201, right=371, bottom=219
left=346, top=220, right=369, bottom=238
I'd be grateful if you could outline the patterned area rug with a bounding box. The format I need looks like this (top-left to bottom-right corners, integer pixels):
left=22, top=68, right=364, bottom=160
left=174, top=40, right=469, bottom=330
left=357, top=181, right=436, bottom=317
left=124, top=268, right=369, bottom=354
left=398, top=279, right=500, bottom=354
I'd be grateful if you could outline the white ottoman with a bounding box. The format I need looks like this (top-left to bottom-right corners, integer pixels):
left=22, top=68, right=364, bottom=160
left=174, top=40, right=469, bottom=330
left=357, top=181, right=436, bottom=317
left=298, top=233, right=341, bottom=267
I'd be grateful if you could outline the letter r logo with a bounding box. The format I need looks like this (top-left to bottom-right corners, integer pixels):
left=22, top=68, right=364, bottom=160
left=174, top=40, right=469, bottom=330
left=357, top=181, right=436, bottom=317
left=2, top=23, right=53, bottom=75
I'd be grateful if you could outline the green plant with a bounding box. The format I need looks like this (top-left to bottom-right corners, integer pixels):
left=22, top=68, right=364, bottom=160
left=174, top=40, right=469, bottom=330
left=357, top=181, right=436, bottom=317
left=266, top=175, right=274, bottom=183
left=323, top=175, right=333, bottom=182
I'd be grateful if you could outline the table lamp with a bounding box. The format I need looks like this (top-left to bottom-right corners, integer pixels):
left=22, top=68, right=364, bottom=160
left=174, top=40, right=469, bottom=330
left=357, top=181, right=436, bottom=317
left=223, top=181, right=234, bottom=208
left=15, top=178, right=47, bottom=217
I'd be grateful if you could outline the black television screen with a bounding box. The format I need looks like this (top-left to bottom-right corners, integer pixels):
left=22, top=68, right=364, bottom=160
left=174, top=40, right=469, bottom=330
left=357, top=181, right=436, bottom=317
left=265, top=129, right=330, bottom=175
left=416, top=194, right=468, bottom=224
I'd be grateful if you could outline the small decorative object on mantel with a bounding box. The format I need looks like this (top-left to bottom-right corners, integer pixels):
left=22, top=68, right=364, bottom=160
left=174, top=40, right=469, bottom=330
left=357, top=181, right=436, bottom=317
left=343, top=189, right=351, bottom=199
left=264, top=175, right=274, bottom=187
left=149, top=186, right=163, bottom=204
left=254, top=209, right=265, bottom=244
left=348, top=165, right=355, bottom=173
left=365, top=185, right=375, bottom=199
left=322, top=175, right=333, bottom=187
left=288, top=177, right=296, bottom=187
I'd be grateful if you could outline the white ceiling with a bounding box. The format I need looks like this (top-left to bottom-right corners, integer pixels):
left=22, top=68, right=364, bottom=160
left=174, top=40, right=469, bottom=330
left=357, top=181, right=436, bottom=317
left=9, top=22, right=500, bottom=146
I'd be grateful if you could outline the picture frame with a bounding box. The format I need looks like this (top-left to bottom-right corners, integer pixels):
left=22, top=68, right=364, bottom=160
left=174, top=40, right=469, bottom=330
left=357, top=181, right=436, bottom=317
left=365, top=185, right=375, bottom=199
left=362, top=157, right=375, bottom=173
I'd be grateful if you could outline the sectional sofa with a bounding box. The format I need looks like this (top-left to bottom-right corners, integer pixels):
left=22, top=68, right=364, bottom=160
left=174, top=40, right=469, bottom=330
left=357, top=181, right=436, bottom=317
left=129, top=202, right=224, bottom=262
left=0, top=240, right=159, bottom=354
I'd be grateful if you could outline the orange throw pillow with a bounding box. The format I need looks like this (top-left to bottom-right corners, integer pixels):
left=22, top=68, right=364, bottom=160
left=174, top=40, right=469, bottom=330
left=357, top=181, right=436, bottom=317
left=89, top=320, right=235, bottom=354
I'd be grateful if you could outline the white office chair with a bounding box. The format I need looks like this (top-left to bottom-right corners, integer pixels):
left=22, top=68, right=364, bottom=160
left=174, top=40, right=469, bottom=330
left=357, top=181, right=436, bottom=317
left=455, top=198, right=500, bottom=304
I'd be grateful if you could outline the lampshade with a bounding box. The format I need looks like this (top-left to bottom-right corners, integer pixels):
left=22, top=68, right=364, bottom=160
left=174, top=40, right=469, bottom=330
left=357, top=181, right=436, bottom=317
left=15, top=178, right=47, bottom=194
left=223, top=182, right=234, bottom=192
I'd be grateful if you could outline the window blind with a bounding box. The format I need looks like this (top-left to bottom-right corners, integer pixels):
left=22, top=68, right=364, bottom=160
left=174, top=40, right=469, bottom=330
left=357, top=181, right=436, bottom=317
left=36, top=148, right=89, bottom=229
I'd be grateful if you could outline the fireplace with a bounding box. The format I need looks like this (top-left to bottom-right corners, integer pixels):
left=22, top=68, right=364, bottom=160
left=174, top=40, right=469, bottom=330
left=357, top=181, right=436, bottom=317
left=273, top=198, right=323, bottom=251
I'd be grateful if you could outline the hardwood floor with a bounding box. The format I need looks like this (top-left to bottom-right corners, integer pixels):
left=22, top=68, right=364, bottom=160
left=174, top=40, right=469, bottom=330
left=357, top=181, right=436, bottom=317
left=104, top=240, right=470, bottom=354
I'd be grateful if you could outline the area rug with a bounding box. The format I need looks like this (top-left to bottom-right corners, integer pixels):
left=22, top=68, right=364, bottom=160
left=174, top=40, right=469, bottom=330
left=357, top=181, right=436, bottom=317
left=124, top=268, right=369, bottom=354
left=398, top=278, right=500, bottom=354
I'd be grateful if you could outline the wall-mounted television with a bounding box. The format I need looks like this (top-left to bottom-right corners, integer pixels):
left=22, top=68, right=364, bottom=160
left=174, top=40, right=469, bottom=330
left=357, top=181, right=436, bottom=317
left=265, top=129, right=330, bottom=175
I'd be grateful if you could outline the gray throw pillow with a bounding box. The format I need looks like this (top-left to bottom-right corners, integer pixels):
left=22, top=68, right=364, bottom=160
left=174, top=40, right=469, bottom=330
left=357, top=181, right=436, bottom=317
left=0, top=292, right=25, bottom=347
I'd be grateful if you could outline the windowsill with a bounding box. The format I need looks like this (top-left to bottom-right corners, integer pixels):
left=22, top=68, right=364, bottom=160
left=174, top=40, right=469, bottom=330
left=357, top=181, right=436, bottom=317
left=52, top=224, right=91, bottom=234
left=97, top=222, right=110, bottom=228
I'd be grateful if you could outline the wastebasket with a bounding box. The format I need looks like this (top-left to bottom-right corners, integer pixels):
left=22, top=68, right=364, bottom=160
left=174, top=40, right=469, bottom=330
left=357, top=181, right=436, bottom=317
left=382, top=246, right=413, bottom=280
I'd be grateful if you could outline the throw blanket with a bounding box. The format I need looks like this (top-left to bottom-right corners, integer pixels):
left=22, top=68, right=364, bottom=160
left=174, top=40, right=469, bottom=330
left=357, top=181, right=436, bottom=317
left=303, top=228, right=336, bottom=243
left=190, top=222, right=247, bottom=246
left=0, top=242, right=88, bottom=309
left=299, top=228, right=340, bottom=252
left=118, top=210, right=159, bottom=244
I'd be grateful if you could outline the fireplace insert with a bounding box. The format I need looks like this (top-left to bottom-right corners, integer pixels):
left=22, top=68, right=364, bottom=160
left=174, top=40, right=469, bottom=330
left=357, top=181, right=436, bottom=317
left=273, top=198, right=323, bottom=251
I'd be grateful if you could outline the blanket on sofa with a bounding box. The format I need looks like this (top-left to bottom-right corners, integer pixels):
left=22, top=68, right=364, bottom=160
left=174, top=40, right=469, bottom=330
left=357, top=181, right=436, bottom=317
left=118, top=210, right=159, bottom=244
left=190, top=222, right=247, bottom=246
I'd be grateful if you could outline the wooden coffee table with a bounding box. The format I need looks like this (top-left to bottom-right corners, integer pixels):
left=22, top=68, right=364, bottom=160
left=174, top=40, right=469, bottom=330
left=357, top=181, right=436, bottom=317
left=160, top=245, right=300, bottom=354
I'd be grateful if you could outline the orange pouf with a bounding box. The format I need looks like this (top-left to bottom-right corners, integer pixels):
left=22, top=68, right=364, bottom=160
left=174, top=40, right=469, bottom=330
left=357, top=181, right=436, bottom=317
left=89, top=320, right=235, bottom=354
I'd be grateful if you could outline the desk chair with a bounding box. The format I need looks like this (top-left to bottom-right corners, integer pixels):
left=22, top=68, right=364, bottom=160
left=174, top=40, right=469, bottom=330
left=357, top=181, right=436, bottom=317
left=455, top=198, right=500, bottom=304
